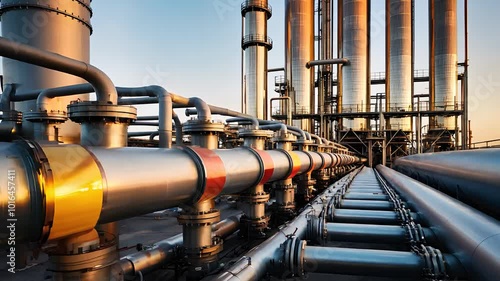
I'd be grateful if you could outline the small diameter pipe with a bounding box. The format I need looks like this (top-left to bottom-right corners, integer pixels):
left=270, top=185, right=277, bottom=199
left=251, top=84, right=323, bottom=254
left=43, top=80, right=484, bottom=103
left=267, top=67, right=285, bottom=72
left=377, top=165, right=500, bottom=281
left=119, top=215, right=242, bottom=277
left=258, top=123, right=287, bottom=135
left=0, top=37, right=117, bottom=104
left=225, top=117, right=260, bottom=130
left=0, top=84, right=15, bottom=112
left=305, top=58, right=350, bottom=69
left=270, top=97, right=292, bottom=125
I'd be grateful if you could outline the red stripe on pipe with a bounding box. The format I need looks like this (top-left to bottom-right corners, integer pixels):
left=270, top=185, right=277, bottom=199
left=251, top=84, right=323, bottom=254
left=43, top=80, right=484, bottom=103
left=189, top=147, right=227, bottom=202
left=253, top=149, right=275, bottom=185
left=288, top=151, right=301, bottom=179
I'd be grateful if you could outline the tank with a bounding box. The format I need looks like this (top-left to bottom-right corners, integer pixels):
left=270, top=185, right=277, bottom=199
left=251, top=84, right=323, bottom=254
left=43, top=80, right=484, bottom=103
left=285, top=0, right=315, bottom=132
left=389, top=0, right=412, bottom=131
left=433, top=0, right=457, bottom=130
left=242, top=0, right=272, bottom=120
left=342, top=0, right=369, bottom=131
left=0, top=0, right=92, bottom=143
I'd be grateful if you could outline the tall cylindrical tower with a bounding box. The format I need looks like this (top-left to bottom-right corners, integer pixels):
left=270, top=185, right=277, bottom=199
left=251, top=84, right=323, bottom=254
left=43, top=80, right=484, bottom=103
left=388, top=0, right=412, bottom=131
left=434, top=0, right=457, bottom=129
left=0, top=0, right=92, bottom=143
left=285, top=0, right=315, bottom=132
left=342, top=0, right=369, bottom=131
left=242, top=0, right=272, bottom=120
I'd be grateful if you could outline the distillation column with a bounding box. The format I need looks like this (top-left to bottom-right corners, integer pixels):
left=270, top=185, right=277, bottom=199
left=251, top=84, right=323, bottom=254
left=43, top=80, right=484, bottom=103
left=433, top=0, right=457, bottom=130
left=285, top=0, right=315, bottom=132
left=341, top=0, right=369, bottom=131
left=387, top=0, right=412, bottom=131
left=241, top=0, right=272, bottom=120
left=0, top=0, right=91, bottom=143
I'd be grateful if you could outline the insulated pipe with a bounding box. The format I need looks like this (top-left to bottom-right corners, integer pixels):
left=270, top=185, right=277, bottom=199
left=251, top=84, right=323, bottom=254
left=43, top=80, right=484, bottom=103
left=0, top=37, right=116, bottom=104
left=331, top=209, right=419, bottom=225
left=212, top=169, right=360, bottom=281
left=377, top=165, right=500, bottom=281
left=119, top=97, right=158, bottom=105
left=339, top=199, right=393, bottom=210
left=393, top=149, right=500, bottom=219
left=305, top=58, right=350, bottom=68
left=0, top=141, right=360, bottom=244
left=119, top=215, right=242, bottom=277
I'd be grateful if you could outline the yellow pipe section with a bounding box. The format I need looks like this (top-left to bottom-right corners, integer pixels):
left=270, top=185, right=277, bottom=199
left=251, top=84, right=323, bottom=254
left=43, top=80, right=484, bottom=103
left=41, top=144, right=103, bottom=241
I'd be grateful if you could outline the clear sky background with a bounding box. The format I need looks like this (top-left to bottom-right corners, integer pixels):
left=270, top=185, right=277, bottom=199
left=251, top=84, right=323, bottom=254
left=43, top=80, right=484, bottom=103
left=14, top=0, right=500, bottom=142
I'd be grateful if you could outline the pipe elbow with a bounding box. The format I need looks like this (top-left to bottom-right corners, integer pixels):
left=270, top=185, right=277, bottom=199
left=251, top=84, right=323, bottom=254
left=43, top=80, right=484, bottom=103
left=189, top=97, right=211, bottom=121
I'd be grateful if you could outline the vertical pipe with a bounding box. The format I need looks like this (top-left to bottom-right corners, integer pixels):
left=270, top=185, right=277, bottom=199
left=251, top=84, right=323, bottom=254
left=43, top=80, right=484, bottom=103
left=285, top=0, right=315, bottom=131
left=0, top=0, right=92, bottom=143
left=337, top=0, right=344, bottom=132
left=342, top=0, right=368, bottom=130
left=434, top=0, right=457, bottom=130
left=428, top=0, right=436, bottom=127
left=462, top=0, right=468, bottom=149
left=389, top=0, right=412, bottom=131
left=242, top=0, right=272, bottom=120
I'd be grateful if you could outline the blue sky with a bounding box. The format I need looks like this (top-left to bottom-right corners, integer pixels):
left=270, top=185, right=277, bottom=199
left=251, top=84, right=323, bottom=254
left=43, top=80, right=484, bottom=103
left=3, top=0, right=499, bottom=142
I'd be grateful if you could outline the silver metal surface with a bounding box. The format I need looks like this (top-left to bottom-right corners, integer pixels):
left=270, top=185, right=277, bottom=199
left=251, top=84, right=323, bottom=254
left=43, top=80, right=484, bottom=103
left=242, top=0, right=271, bottom=119
left=332, top=209, right=418, bottom=225
left=342, top=0, right=369, bottom=130
left=212, top=170, right=359, bottom=281
left=378, top=165, right=500, bottom=281
left=1, top=0, right=93, bottom=142
left=388, top=0, right=412, bottom=131
left=339, top=199, right=393, bottom=210
left=326, top=223, right=435, bottom=244
left=433, top=0, right=457, bottom=129
left=285, top=0, right=315, bottom=131
left=89, top=147, right=199, bottom=223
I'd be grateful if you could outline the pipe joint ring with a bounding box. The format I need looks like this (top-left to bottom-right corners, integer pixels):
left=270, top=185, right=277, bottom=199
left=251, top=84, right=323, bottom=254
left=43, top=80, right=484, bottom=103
left=244, top=147, right=275, bottom=186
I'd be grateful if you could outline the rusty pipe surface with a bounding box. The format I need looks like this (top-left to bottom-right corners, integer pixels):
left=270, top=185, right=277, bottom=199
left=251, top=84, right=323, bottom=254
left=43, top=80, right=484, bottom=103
left=0, top=37, right=117, bottom=104
left=377, top=165, right=500, bottom=281
left=393, top=149, right=500, bottom=219
left=119, top=214, right=242, bottom=277
left=0, top=141, right=361, bottom=244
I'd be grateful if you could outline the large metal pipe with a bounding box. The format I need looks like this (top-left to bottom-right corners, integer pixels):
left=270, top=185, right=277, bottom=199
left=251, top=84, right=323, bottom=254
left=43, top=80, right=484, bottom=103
left=377, top=165, right=500, bottom=281
left=325, top=223, right=436, bottom=244
left=342, top=0, right=369, bottom=130
left=241, top=0, right=272, bottom=119
left=433, top=0, right=457, bottom=129
left=388, top=0, right=412, bottom=131
left=393, top=149, right=500, bottom=219
left=0, top=38, right=116, bottom=104
left=285, top=0, right=315, bottom=131
left=294, top=245, right=464, bottom=278
left=119, top=215, right=241, bottom=278
left=0, top=141, right=360, bottom=244
left=211, top=169, right=360, bottom=281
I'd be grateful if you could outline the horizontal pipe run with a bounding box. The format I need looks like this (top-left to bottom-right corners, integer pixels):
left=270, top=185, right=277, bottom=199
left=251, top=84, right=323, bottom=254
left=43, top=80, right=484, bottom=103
left=326, top=223, right=436, bottom=245
left=393, top=149, right=500, bottom=219
left=301, top=246, right=464, bottom=278
left=0, top=141, right=361, bottom=244
left=339, top=199, right=394, bottom=210
left=211, top=169, right=361, bottom=281
left=119, top=215, right=241, bottom=277
left=332, top=209, right=419, bottom=225
left=377, top=164, right=500, bottom=281
left=343, top=192, right=389, bottom=200
left=305, top=58, right=350, bottom=68
left=267, top=67, right=285, bottom=72
left=0, top=37, right=117, bottom=104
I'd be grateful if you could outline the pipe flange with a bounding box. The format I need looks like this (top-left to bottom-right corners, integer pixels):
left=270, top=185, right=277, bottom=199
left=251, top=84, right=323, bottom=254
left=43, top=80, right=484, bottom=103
left=271, top=133, right=297, bottom=143
left=68, top=101, right=137, bottom=123
left=412, top=245, right=448, bottom=280
left=238, top=129, right=274, bottom=139
left=47, top=244, right=118, bottom=273
left=240, top=215, right=270, bottom=232
left=0, top=110, right=22, bottom=123
left=24, top=111, right=68, bottom=123
left=183, top=120, right=224, bottom=134
left=238, top=192, right=270, bottom=204
left=184, top=236, right=223, bottom=258
left=273, top=183, right=296, bottom=191
left=177, top=209, right=220, bottom=226
left=284, top=236, right=306, bottom=276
